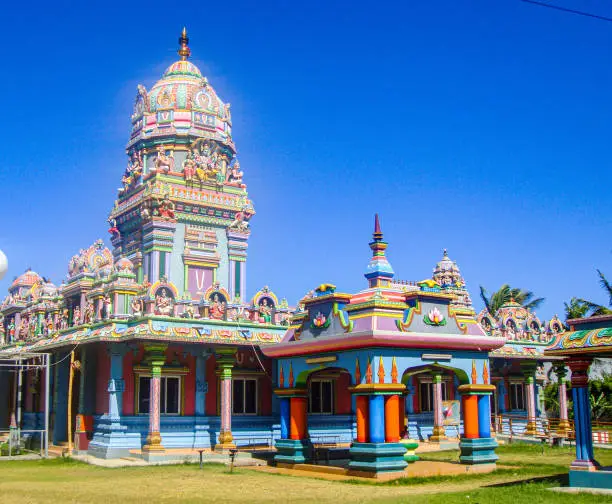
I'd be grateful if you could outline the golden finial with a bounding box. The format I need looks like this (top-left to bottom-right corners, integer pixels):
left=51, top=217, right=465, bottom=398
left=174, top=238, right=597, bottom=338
left=178, top=27, right=191, bottom=61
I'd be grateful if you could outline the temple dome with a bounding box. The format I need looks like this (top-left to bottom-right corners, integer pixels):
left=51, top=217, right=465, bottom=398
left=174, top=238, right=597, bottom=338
left=128, top=29, right=233, bottom=150
left=11, top=269, right=41, bottom=287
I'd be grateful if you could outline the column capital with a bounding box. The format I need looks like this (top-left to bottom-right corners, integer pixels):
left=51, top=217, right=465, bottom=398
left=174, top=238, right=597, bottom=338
left=143, top=344, right=167, bottom=371
left=458, top=384, right=495, bottom=396
left=431, top=372, right=443, bottom=383
left=568, top=357, right=592, bottom=388
left=215, top=346, right=237, bottom=366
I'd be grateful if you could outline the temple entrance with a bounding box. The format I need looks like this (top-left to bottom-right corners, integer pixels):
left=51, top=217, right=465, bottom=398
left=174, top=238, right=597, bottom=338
left=401, top=364, right=467, bottom=442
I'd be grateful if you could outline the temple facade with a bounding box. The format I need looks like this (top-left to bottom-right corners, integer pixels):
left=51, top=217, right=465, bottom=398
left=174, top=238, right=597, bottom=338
left=0, top=32, right=566, bottom=467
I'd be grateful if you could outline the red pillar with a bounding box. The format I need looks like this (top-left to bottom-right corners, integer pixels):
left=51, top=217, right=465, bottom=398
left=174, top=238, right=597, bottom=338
left=462, top=395, right=479, bottom=439
left=290, top=397, right=308, bottom=440
left=356, top=395, right=369, bottom=442
left=384, top=395, right=400, bottom=443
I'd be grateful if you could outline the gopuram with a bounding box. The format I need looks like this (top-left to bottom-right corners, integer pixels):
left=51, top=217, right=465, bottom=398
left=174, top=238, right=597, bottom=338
left=0, top=30, right=571, bottom=476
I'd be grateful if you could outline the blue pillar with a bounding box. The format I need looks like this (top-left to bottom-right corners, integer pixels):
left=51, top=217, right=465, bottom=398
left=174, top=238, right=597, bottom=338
left=497, top=381, right=506, bottom=414
left=573, top=386, right=595, bottom=462
left=405, top=382, right=415, bottom=415
left=280, top=398, right=290, bottom=439
left=572, top=387, right=585, bottom=461
left=53, top=352, right=70, bottom=443
left=107, top=347, right=125, bottom=421
left=477, top=395, right=491, bottom=438
left=195, top=355, right=208, bottom=416
left=369, top=395, right=385, bottom=443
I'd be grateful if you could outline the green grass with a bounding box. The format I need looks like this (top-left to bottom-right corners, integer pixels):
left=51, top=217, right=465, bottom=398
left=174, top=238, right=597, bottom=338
left=0, top=444, right=609, bottom=503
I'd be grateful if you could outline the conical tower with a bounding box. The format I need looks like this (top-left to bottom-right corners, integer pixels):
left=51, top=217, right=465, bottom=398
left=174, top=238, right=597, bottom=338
left=364, top=214, right=395, bottom=288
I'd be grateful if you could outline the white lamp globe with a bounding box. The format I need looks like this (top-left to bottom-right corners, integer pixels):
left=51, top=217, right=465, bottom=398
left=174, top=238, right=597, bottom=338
left=0, top=249, right=7, bottom=281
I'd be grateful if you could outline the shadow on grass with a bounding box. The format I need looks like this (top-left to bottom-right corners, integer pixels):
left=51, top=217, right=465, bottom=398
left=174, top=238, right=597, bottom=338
left=482, top=473, right=569, bottom=488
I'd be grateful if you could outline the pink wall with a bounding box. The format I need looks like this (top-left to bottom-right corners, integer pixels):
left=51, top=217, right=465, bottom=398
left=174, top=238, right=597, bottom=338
left=95, top=347, right=110, bottom=415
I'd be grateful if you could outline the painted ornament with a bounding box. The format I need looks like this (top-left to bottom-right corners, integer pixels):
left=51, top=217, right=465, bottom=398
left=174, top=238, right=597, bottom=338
left=424, top=307, right=446, bottom=326
left=311, top=311, right=330, bottom=329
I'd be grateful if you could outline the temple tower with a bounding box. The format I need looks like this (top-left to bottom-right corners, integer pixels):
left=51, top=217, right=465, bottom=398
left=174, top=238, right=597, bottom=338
left=108, top=29, right=252, bottom=303
left=364, top=214, right=395, bottom=288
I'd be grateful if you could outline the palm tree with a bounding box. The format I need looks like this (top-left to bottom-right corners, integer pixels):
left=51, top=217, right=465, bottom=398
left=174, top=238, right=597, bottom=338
left=578, top=269, right=612, bottom=317
left=479, top=284, right=545, bottom=316
left=564, top=297, right=590, bottom=321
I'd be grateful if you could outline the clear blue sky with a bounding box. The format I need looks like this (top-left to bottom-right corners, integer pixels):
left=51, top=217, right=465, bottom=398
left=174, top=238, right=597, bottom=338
left=0, top=0, right=610, bottom=321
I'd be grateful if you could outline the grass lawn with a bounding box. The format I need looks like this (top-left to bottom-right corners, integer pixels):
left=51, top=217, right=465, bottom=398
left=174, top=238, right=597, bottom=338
left=0, top=444, right=610, bottom=503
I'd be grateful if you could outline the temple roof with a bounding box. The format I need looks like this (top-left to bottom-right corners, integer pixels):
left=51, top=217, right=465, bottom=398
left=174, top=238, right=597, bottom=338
left=546, top=314, right=612, bottom=357
left=128, top=28, right=233, bottom=150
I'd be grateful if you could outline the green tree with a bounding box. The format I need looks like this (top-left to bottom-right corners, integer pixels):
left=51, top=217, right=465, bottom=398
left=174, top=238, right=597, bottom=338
left=564, top=297, right=590, bottom=321
left=479, top=284, right=545, bottom=316
left=578, top=269, right=612, bottom=317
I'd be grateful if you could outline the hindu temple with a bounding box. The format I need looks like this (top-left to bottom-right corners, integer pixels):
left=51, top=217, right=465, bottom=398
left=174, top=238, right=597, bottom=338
left=0, top=30, right=578, bottom=477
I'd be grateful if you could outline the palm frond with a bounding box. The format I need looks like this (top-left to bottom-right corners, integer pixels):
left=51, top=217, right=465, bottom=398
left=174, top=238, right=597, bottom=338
left=596, top=269, right=612, bottom=307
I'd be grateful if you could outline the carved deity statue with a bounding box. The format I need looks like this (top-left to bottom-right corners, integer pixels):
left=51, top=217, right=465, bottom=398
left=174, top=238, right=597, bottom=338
left=182, top=151, right=197, bottom=184
left=158, top=194, right=175, bottom=220
left=229, top=205, right=251, bottom=233
left=209, top=293, right=226, bottom=320
left=101, top=295, right=112, bottom=320
left=226, top=160, right=244, bottom=186
left=154, top=289, right=174, bottom=316
left=258, top=298, right=273, bottom=323
left=154, top=147, right=174, bottom=173
left=84, top=300, right=94, bottom=324
left=130, top=297, right=144, bottom=317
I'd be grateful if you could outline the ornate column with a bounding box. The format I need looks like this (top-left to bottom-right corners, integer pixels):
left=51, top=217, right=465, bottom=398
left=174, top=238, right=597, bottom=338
left=568, top=358, right=599, bottom=471
left=554, top=364, right=570, bottom=436
left=273, top=388, right=311, bottom=464
left=215, top=347, right=236, bottom=452
left=88, top=343, right=140, bottom=459
left=194, top=354, right=209, bottom=417
left=458, top=383, right=498, bottom=465
left=348, top=371, right=407, bottom=476
left=430, top=372, right=446, bottom=442
left=142, top=344, right=167, bottom=457
left=521, top=363, right=537, bottom=436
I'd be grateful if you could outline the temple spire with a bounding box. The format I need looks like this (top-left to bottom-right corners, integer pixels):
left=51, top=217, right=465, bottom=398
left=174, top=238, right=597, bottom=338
left=178, top=27, right=191, bottom=61
left=364, top=214, right=394, bottom=288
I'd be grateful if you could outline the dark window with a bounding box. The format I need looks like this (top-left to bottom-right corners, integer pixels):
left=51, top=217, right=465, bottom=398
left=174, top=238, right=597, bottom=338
left=510, top=383, right=525, bottom=410
left=419, top=381, right=448, bottom=412
left=309, top=380, right=334, bottom=414
left=233, top=378, right=257, bottom=415
left=138, top=376, right=181, bottom=415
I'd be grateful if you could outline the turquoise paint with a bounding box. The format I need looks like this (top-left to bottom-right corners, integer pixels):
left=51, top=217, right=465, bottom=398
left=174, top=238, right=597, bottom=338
left=569, top=469, right=612, bottom=489
left=459, top=437, right=498, bottom=464
left=274, top=438, right=312, bottom=464
left=348, top=442, right=408, bottom=474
